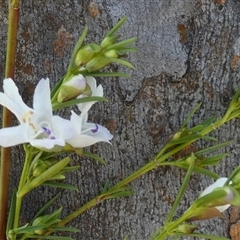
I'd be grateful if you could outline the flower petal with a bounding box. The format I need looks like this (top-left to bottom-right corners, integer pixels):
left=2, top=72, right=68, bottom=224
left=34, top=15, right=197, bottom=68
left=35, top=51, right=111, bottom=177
left=77, top=76, right=103, bottom=114
left=0, top=125, right=27, bottom=147
left=30, top=138, right=65, bottom=149
left=0, top=79, right=31, bottom=122
left=51, top=115, right=75, bottom=140
left=200, top=178, right=229, bottom=196
left=33, top=78, right=52, bottom=117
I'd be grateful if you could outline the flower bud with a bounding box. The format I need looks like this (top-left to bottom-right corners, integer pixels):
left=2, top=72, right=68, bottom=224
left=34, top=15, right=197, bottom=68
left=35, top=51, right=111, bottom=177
left=177, top=223, right=197, bottom=234
left=100, top=35, right=119, bottom=48
left=32, top=160, right=48, bottom=177
left=75, top=43, right=101, bottom=66
left=104, top=49, right=118, bottom=58
left=86, top=56, right=112, bottom=72
left=57, top=74, right=91, bottom=102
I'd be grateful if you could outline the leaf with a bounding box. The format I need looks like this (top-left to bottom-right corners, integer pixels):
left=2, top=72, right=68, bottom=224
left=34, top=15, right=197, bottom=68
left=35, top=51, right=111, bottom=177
left=82, top=71, right=131, bottom=79
left=18, top=157, right=71, bottom=197
left=166, top=134, right=202, bottom=148
left=107, top=57, right=135, bottom=69
left=50, top=227, right=80, bottom=232
left=105, top=37, right=137, bottom=51
left=68, top=27, right=88, bottom=71
left=173, top=232, right=230, bottom=240
left=180, top=103, right=202, bottom=130
left=32, top=193, right=61, bottom=222
left=200, top=153, right=228, bottom=166
left=101, top=180, right=110, bottom=194
left=51, top=75, right=65, bottom=99
left=28, top=235, right=74, bottom=240
left=195, top=141, right=232, bottom=155
left=43, top=181, right=78, bottom=191
left=83, top=151, right=106, bottom=165
left=52, top=96, right=107, bottom=111
left=106, top=16, right=127, bottom=36
left=6, top=189, right=17, bottom=233
left=176, top=164, right=220, bottom=179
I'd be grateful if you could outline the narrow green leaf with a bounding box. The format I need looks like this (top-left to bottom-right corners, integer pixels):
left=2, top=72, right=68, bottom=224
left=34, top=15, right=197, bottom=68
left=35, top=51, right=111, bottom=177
left=117, top=46, right=138, bottom=53
left=101, top=180, right=110, bottom=194
left=195, top=141, right=232, bottom=155
left=60, top=166, right=80, bottom=173
left=50, top=227, right=80, bottom=232
left=28, top=235, right=74, bottom=240
left=173, top=232, right=230, bottom=240
left=83, top=71, right=131, bottom=79
left=51, top=75, right=66, bottom=99
left=12, top=225, right=46, bottom=234
left=177, top=164, right=219, bottom=179
left=32, top=193, right=61, bottom=222
left=43, top=181, right=78, bottom=191
left=52, top=96, right=107, bottom=111
left=166, top=134, right=202, bottom=148
left=165, top=154, right=195, bottom=224
left=180, top=103, right=202, bottom=130
left=106, top=16, right=127, bottom=36
left=201, top=153, right=228, bottom=166
left=6, top=189, right=17, bottom=232
left=201, top=135, right=217, bottom=141
left=83, top=152, right=106, bottom=165
left=230, top=85, right=240, bottom=104
left=108, top=57, right=135, bottom=69
left=105, top=37, right=137, bottom=51
left=199, top=116, right=217, bottom=126
left=68, top=27, right=88, bottom=71
left=18, top=157, right=71, bottom=197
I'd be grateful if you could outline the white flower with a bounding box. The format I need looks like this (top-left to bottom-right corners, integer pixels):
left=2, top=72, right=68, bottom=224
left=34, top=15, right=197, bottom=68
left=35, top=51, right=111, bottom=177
left=64, top=74, right=86, bottom=90
left=66, top=110, right=113, bottom=148
left=0, top=78, right=74, bottom=149
left=200, top=177, right=230, bottom=212
left=77, top=76, right=103, bottom=115
left=57, top=74, right=87, bottom=102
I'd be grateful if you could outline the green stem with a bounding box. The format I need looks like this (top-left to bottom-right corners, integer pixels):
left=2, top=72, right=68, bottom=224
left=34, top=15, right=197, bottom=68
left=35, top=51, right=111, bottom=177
left=0, top=1, right=20, bottom=238
left=42, top=101, right=240, bottom=237
left=153, top=208, right=193, bottom=240
left=13, top=149, right=34, bottom=229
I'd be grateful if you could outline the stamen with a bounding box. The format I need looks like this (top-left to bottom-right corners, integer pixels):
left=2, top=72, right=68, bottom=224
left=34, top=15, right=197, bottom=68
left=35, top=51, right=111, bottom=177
left=91, top=124, right=99, bottom=133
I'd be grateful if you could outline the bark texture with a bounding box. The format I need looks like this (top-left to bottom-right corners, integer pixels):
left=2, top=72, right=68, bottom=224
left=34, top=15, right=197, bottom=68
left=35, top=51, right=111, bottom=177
left=1, top=0, right=240, bottom=239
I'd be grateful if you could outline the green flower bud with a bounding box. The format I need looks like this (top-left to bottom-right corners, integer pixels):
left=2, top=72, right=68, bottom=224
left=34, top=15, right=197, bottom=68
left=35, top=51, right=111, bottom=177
left=86, top=56, right=112, bottom=72
left=172, top=131, right=182, bottom=140
left=104, top=49, right=118, bottom=58
left=177, top=223, right=197, bottom=234
left=43, top=158, right=58, bottom=167
left=100, top=35, right=119, bottom=48
left=232, top=171, right=240, bottom=186
left=49, top=173, right=66, bottom=180
left=75, top=43, right=101, bottom=66
left=32, top=160, right=48, bottom=177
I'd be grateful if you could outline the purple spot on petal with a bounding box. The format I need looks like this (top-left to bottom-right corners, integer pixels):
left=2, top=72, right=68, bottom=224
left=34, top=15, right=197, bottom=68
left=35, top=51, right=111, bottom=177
left=50, top=136, right=56, bottom=140
left=91, top=124, right=99, bottom=133
left=42, top=127, right=51, bottom=135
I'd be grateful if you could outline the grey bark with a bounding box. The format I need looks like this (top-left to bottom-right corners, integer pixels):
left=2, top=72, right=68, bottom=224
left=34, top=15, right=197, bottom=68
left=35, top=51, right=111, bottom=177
left=1, top=0, right=240, bottom=239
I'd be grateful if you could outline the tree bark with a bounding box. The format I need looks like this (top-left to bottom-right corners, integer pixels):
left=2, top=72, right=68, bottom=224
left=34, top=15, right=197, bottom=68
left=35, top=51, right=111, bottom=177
left=1, top=0, right=240, bottom=239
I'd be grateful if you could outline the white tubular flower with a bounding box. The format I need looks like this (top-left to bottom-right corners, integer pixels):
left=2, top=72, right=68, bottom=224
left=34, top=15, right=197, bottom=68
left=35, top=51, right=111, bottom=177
left=200, top=177, right=230, bottom=212
left=77, top=76, right=103, bottom=115
left=66, top=110, right=113, bottom=148
left=0, top=78, right=74, bottom=149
